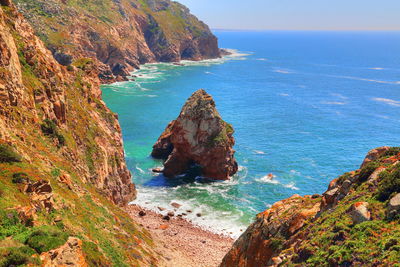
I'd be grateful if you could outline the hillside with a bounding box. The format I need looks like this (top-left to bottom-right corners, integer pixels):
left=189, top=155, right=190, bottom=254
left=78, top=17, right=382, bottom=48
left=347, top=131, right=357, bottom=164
left=13, top=0, right=221, bottom=82
left=221, top=147, right=400, bottom=266
left=0, top=1, right=162, bottom=265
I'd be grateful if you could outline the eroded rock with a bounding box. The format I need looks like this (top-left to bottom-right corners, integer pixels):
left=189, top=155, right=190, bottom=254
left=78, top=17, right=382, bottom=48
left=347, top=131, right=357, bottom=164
left=40, top=237, right=87, bottom=267
left=152, top=89, right=238, bottom=180
left=24, top=180, right=54, bottom=212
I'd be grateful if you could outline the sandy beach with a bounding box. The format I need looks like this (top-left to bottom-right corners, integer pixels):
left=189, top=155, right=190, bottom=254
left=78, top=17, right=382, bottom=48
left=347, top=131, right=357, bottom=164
left=126, top=204, right=235, bottom=267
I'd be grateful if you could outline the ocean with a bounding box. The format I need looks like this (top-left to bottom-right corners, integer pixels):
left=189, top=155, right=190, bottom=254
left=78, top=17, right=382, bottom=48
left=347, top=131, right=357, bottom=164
left=102, top=31, right=400, bottom=238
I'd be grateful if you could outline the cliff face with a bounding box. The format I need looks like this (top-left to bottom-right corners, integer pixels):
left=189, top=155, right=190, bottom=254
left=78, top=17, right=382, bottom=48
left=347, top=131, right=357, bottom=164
left=152, top=89, right=238, bottom=180
left=0, top=1, right=135, bottom=206
left=13, top=0, right=221, bottom=82
left=0, top=2, right=159, bottom=265
left=221, top=147, right=400, bottom=266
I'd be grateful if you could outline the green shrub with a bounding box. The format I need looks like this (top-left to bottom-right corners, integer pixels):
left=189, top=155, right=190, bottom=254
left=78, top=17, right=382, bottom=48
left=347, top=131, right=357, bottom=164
left=72, top=58, right=93, bottom=71
left=25, top=226, right=68, bottom=253
left=82, top=241, right=110, bottom=267
left=358, top=161, right=380, bottom=183
left=377, top=164, right=400, bottom=201
left=51, top=168, right=61, bottom=178
left=0, top=246, right=39, bottom=267
left=269, top=237, right=284, bottom=251
left=225, top=122, right=234, bottom=135
left=40, top=119, right=65, bottom=147
left=0, top=209, right=34, bottom=243
left=12, top=172, right=30, bottom=184
left=382, top=147, right=400, bottom=158
left=0, top=144, right=21, bottom=163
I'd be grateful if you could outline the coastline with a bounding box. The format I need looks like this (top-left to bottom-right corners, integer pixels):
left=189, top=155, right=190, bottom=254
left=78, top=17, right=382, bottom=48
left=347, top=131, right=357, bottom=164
left=126, top=204, right=234, bottom=267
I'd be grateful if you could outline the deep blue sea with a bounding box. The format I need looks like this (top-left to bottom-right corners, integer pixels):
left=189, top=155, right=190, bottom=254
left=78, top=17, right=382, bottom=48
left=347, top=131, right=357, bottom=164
left=102, top=31, right=400, bottom=237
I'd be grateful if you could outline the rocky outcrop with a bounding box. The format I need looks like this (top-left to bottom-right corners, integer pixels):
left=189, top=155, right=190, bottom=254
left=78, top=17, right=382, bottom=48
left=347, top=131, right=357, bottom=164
left=348, top=202, right=371, bottom=224
left=221, top=147, right=400, bottom=266
left=40, top=237, right=87, bottom=267
left=221, top=195, right=320, bottom=267
left=360, top=146, right=390, bottom=168
left=14, top=0, right=221, bottom=82
left=388, top=193, right=400, bottom=219
left=152, top=89, right=238, bottom=180
left=24, top=180, right=55, bottom=213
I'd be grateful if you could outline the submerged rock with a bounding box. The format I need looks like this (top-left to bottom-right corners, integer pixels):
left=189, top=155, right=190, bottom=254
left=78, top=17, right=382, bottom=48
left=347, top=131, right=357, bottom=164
left=151, top=89, right=238, bottom=180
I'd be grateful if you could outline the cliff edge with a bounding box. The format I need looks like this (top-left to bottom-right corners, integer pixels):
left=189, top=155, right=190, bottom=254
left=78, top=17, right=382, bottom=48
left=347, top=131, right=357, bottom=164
left=221, top=147, right=400, bottom=266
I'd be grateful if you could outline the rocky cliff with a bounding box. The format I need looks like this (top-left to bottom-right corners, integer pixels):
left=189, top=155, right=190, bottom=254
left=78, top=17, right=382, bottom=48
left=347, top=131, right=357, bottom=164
left=13, top=0, right=221, bottom=82
left=152, top=89, right=238, bottom=180
left=0, top=1, right=160, bottom=265
left=221, top=147, right=400, bottom=266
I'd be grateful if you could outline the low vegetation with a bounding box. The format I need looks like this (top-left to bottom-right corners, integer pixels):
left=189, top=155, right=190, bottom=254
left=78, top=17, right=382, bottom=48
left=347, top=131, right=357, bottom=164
left=283, top=147, right=400, bottom=266
left=0, top=144, right=21, bottom=163
left=40, top=119, right=66, bottom=147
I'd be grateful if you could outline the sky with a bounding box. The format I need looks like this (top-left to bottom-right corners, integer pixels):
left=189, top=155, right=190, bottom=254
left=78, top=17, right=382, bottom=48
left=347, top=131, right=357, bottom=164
left=176, top=0, right=400, bottom=31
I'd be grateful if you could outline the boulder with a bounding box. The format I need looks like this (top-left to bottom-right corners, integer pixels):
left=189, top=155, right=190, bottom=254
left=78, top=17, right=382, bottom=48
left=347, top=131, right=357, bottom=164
left=349, top=202, right=371, bottom=224
left=170, top=202, right=181, bottom=209
left=167, top=211, right=175, bottom=217
left=15, top=205, right=36, bottom=226
left=139, top=210, right=146, bottom=217
left=24, top=180, right=54, bottom=212
left=151, top=89, right=238, bottom=180
left=388, top=193, right=400, bottom=219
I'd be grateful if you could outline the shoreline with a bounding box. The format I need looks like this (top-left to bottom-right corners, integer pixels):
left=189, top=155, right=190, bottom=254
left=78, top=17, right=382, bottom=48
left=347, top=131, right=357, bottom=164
left=126, top=204, right=234, bottom=267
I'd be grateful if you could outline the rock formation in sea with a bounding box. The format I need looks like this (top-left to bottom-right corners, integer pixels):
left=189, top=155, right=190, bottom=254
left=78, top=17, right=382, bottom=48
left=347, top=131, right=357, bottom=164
left=152, top=89, right=238, bottom=180
left=13, top=0, right=221, bottom=82
left=221, top=147, right=400, bottom=266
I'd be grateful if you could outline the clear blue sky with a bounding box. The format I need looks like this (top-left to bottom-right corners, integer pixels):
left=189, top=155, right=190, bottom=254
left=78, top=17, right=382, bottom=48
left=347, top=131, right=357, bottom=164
left=176, top=0, right=400, bottom=31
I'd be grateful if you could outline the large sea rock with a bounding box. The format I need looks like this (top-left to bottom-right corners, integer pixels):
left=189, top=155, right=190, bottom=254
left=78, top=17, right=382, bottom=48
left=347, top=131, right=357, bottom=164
left=152, top=89, right=238, bottom=180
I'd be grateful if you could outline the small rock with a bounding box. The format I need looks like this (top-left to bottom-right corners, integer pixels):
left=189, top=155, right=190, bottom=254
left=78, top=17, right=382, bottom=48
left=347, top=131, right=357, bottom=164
left=158, top=207, right=165, bottom=211
left=311, top=194, right=321, bottom=199
left=152, top=168, right=163, bottom=173
left=181, top=213, right=187, bottom=216
left=54, top=216, right=62, bottom=223
left=138, top=211, right=146, bottom=217
left=349, top=202, right=371, bottom=224
left=162, top=215, right=170, bottom=221
left=196, top=213, right=202, bottom=217
left=167, top=211, right=175, bottom=217
left=171, top=202, right=182, bottom=209
left=159, top=224, right=169, bottom=230
left=271, top=257, right=283, bottom=265
left=201, top=240, right=206, bottom=244
left=186, top=210, right=192, bottom=213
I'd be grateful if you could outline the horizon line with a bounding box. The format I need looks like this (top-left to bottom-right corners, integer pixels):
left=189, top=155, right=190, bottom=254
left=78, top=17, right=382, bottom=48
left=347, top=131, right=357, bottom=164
left=211, top=28, right=400, bottom=32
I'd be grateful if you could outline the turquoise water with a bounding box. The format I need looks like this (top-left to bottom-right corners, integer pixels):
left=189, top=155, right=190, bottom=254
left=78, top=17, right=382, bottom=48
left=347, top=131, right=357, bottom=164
left=102, top=31, right=400, bottom=237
